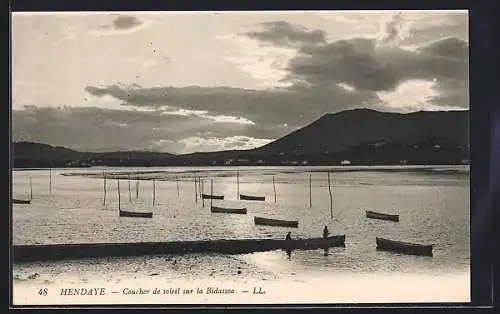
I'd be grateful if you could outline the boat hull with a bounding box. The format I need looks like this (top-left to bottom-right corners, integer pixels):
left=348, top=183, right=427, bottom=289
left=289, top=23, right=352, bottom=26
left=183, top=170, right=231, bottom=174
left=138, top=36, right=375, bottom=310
left=240, top=194, right=265, bottom=201
left=210, top=206, right=247, bottom=214
left=376, top=237, right=433, bottom=256
left=119, top=210, right=153, bottom=218
left=201, top=193, right=224, bottom=200
left=13, top=199, right=31, bottom=204
left=366, top=210, right=399, bottom=222
left=12, top=235, right=346, bottom=262
left=254, top=216, right=299, bottom=228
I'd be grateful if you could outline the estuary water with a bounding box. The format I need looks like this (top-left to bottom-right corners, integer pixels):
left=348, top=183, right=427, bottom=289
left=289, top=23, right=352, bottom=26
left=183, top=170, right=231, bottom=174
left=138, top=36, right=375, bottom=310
left=12, top=165, right=470, bottom=304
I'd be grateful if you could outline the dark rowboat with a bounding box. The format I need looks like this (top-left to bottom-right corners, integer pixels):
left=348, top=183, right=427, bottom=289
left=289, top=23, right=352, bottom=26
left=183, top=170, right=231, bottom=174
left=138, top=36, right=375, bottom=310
left=210, top=206, right=247, bottom=215
left=13, top=199, right=31, bottom=204
left=254, top=216, right=299, bottom=228
left=13, top=235, right=346, bottom=263
left=366, top=210, right=399, bottom=222
left=201, top=193, right=224, bottom=200
left=376, top=237, right=433, bottom=256
left=119, top=210, right=153, bottom=218
left=240, top=194, right=265, bottom=201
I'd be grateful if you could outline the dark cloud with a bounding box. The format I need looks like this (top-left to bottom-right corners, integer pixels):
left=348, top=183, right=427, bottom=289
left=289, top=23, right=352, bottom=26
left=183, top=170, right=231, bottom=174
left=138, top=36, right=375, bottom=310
left=84, top=83, right=380, bottom=129
left=240, top=18, right=468, bottom=108
left=244, top=21, right=326, bottom=48
left=111, top=15, right=143, bottom=30
left=286, top=36, right=467, bottom=95
left=419, top=37, right=468, bottom=61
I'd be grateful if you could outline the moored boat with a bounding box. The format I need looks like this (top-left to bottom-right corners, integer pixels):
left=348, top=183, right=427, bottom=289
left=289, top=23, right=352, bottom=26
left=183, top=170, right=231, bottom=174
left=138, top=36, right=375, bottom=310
left=376, top=237, right=433, bottom=256
left=240, top=194, right=265, bottom=201
left=13, top=199, right=31, bottom=204
left=254, top=216, right=298, bottom=228
left=210, top=206, right=247, bottom=215
left=366, top=210, right=399, bottom=222
left=13, top=235, right=346, bottom=262
left=119, top=209, right=153, bottom=218
left=201, top=193, right=224, bottom=200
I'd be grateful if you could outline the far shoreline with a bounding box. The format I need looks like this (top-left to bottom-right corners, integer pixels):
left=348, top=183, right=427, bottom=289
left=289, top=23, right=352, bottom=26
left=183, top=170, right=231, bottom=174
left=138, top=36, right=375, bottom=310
left=11, top=164, right=470, bottom=175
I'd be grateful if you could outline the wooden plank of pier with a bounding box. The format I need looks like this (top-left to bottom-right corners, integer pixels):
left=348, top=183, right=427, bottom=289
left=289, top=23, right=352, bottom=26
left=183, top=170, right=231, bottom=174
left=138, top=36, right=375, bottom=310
left=12, top=235, right=346, bottom=263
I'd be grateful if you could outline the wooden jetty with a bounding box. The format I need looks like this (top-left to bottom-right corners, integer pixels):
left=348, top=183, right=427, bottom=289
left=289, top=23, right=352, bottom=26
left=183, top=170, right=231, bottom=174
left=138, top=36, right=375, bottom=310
left=366, top=210, right=399, bottom=222
left=210, top=205, right=247, bottom=215
left=240, top=194, right=265, bottom=201
left=201, top=193, right=224, bottom=200
left=12, top=235, right=346, bottom=263
left=254, top=216, right=299, bottom=228
left=376, top=237, right=433, bottom=256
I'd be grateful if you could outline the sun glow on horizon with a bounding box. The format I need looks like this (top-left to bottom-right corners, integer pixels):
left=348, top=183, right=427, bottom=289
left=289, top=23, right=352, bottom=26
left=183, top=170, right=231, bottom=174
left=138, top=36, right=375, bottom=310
left=377, top=79, right=449, bottom=112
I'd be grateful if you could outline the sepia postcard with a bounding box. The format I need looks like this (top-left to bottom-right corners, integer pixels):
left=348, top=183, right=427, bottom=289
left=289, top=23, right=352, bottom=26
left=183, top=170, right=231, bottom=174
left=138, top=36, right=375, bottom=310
left=11, top=10, right=470, bottom=306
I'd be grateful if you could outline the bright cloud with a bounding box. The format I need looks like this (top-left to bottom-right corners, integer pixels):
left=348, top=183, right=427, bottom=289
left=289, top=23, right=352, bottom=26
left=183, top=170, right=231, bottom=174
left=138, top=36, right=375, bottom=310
left=177, top=136, right=273, bottom=153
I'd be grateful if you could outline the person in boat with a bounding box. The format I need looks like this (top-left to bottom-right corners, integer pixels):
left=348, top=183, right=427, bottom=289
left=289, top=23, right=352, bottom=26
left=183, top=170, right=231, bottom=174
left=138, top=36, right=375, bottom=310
left=285, top=232, right=292, bottom=258
left=323, top=225, right=330, bottom=239
left=322, top=225, right=330, bottom=256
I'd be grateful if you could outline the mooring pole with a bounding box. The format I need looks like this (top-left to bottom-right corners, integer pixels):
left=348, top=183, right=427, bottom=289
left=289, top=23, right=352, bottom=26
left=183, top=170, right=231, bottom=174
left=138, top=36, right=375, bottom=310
left=327, top=171, right=333, bottom=219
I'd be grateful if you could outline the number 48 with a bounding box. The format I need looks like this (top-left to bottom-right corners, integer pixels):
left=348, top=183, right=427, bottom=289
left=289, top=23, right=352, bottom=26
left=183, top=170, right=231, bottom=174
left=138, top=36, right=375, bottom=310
left=38, top=288, right=48, bottom=296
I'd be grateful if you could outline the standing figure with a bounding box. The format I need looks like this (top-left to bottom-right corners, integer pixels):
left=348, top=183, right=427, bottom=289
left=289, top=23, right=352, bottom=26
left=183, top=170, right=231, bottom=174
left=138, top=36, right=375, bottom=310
left=323, top=225, right=330, bottom=239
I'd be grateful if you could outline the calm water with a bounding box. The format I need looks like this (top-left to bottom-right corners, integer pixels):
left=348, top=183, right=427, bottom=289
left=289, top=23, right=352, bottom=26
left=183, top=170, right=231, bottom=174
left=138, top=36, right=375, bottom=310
left=12, top=166, right=470, bottom=302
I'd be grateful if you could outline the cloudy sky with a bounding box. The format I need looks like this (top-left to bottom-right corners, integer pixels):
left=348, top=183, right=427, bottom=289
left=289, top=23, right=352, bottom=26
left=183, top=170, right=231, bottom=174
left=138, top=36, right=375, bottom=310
left=12, top=10, right=469, bottom=153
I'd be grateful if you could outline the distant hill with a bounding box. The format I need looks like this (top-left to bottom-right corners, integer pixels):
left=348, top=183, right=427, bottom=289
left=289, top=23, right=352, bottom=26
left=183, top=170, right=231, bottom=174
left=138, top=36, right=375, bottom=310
left=174, top=109, right=469, bottom=165
left=12, top=142, right=176, bottom=168
left=12, top=109, right=469, bottom=167
left=253, top=108, right=469, bottom=156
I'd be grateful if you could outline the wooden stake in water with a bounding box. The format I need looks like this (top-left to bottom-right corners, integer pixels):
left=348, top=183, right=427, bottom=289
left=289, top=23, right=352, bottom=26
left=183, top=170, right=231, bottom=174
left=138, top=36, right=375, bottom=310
left=327, top=171, right=333, bottom=219
left=176, top=175, right=180, bottom=197
left=236, top=171, right=240, bottom=199
left=29, top=175, right=33, bottom=201
left=309, top=173, right=312, bottom=208
left=152, top=178, right=156, bottom=206
left=128, top=174, right=131, bottom=202
left=201, top=177, right=205, bottom=208
left=273, top=176, right=277, bottom=203
left=210, top=179, right=214, bottom=208
left=198, top=176, right=202, bottom=199
left=118, top=179, right=121, bottom=211
left=135, top=177, right=139, bottom=199
left=194, top=172, right=198, bottom=204
left=49, top=167, right=52, bottom=195
left=103, top=171, right=107, bottom=206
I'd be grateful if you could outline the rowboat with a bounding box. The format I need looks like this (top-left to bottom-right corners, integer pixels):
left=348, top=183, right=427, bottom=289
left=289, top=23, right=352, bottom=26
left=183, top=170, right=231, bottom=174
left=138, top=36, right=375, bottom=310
left=13, top=235, right=346, bottom=262
left=240, top=194, right=265, bottom=201
left=210, top=206, right=247, bottom=215
left=254, top=216, right=299, bottom=228
left=119, top=210, right=153, bottom=218
left=366, top=210, right=399, bottom=222
left=201, top=193, right=224, bottom=200
left=13, top=199, right=31, bottom=204
left=376, top=237, right=433, bottom=256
